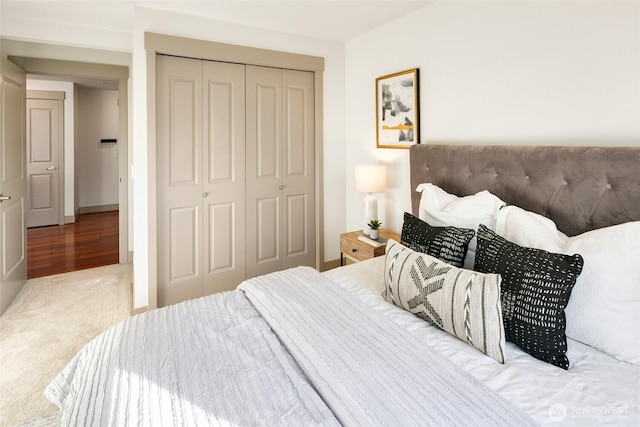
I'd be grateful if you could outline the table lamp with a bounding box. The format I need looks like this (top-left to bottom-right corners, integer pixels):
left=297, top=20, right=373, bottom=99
left=354, top=164, right=387, bottom=235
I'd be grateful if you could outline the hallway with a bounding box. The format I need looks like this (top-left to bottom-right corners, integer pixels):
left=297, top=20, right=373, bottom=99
left=27, top=211, right=119, bottom=279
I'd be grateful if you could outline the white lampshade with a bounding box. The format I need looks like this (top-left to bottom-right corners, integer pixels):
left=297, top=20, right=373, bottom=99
left=354, top=164, right=387, bottom=235
left=354, top=164, right=387, bottom=193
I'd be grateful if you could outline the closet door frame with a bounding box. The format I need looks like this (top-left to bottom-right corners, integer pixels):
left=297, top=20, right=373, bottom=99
left=145, top=32, right=325, bottom=310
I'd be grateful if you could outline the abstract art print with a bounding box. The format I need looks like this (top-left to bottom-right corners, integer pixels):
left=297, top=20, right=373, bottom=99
left=375, top=68, right=419, bottom=148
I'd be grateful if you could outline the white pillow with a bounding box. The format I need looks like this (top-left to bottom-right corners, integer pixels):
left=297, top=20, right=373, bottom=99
left=416, top=183, right=505, bottom=269
left=495, top=205, right=640, bottom=365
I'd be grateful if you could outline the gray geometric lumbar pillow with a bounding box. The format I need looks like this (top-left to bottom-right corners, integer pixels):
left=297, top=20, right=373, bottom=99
left=384, top=239, right=506, bottom=363
left=474, top=224, right=584, bottom=370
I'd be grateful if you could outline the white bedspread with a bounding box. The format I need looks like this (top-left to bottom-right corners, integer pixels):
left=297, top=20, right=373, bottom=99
left=45, top=290, right=339, bottom=426
left=323, top=257, right=640, bottom=427
left=47, top=265, right=537, bottom=426
left=240, top=267, right=535, bottom=426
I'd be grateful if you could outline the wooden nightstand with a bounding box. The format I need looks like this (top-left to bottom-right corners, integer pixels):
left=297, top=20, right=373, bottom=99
left=339, top=229, right=401, bottom=266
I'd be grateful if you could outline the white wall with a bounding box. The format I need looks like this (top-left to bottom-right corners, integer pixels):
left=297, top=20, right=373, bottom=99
left=345, top=1, right=640, bottom=235
left=25, top=79, right=75, bottom=220
left=1, top=10, right=131, bottom=53
left=76, top=87, right=119, bottom=208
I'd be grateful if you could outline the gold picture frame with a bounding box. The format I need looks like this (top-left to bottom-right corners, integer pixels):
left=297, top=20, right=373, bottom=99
left=375, top=68, right=419, bottom=148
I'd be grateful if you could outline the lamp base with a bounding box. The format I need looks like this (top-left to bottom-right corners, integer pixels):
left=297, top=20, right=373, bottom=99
left=363, top=193, right=378, bottom=235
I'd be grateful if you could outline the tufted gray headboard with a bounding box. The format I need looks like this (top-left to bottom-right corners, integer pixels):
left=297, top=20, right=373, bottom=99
left=410, top=144, right=640, bottom=236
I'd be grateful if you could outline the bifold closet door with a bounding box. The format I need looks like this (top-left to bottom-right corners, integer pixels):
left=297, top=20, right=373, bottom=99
left=157, top=55, right=246, bottom=306
left=202, top=60, right=246, bottom=296
left=245, top=65, right=316, bottom=278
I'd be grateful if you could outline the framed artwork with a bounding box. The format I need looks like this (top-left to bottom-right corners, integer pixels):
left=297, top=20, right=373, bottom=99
left=375, top=68, right=419, bottom=148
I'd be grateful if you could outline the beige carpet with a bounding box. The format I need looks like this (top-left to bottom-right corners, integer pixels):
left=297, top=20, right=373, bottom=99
left=0, top=264, right=133, bottom=426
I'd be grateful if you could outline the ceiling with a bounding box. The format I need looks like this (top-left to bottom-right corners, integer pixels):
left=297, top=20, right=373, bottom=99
left=1, top=0, right=433, bottom=43
left=3, top=1, right=432, bottom=89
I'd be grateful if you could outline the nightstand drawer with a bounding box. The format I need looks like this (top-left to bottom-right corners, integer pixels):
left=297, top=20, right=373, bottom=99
left=340, top=236, right=379, bottom=262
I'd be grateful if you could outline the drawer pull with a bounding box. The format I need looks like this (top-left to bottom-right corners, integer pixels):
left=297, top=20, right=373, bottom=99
left=352, top=248, right=357, bottom=252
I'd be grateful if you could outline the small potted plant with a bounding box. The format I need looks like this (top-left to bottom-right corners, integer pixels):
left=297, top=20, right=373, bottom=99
left=367, top=219, right=381, bottom=240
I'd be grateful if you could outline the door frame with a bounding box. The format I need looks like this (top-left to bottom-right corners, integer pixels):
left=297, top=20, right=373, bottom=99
left=145, top=32, right=325, bottom=310
left=9, top=56, right=130, bottom=264
left=26, top=90, right=65, bottom=227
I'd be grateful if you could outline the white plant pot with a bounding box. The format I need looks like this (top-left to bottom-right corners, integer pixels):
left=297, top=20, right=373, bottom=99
left=369, top=229, right=379, bottom=240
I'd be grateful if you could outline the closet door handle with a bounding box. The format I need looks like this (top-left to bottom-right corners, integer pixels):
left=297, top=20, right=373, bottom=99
left=46, top=166, right=57, bottom=171
left=203, top=193, right=209, bottom=197
left=279, top=185, right=285, bottom=190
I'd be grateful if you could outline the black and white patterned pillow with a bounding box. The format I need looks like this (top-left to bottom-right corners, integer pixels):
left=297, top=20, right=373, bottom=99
left=474, top=225, right=584, bottom=369
left=385, top=240, right=506, bottom=363
left=401, top=212, right=475, bottom=268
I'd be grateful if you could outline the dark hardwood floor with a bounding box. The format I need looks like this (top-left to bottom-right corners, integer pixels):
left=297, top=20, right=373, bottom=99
left=27, top=211, right=119, bottom=279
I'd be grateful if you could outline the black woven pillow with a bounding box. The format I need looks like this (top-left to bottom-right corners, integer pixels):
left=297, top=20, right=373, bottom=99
left=474, top=224, right=584, bottom=369
left=400, top=212, right=475, bottom=268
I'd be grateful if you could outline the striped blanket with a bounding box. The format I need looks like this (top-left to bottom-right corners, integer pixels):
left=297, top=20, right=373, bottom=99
left=45, top=289, right=338, bottom=426
left=46, top=266, right=534, bottom=426
left=241, top=267, right=535, bottom=426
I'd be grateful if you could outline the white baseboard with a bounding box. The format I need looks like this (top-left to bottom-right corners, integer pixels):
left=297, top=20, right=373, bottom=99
left=78, top=204, right=119, bottom=214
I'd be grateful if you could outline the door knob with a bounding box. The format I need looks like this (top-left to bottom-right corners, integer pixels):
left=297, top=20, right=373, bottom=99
left=203, top=193, right=208, bottom=197
left=0, top=194, right=11, bottom=202
left=46, top=166, right=57, bottom=171
left=279, top=185, right=285, bottom=190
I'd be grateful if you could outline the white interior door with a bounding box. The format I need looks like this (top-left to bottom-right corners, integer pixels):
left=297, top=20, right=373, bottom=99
left=202, top=60, right=246, bottom=295
left=26, top=94, right=63, bottom=227
left=282, top=69, right=316, bottom=270
left=157, top=55, right=248, bottom=306
left=246, top=66, right=282, bottom=278
left=246, top=66, right=315, bottom=278
left=157, top=55, right=203, bottom=307
left=0, top=57, right=27, bottom=315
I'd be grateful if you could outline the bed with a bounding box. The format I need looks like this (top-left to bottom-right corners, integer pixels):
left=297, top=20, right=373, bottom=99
left=45, top=144, right=640, bottom=426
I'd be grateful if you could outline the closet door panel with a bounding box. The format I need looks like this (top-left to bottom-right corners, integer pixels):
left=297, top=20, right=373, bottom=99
left=246, top=66, right=283, bottom=278
left=202, top=61, right=246, bottom=294
left=207, top=202, right=234, bottom=274
left=157, top=55, right=203, bottom=306
left=255, top=86, right=279, bottom=179
left=170, top=81, right=199, bottom=186
left=286, top=193, right=308, bottom=256
left=256, top=196, right=279, bottom=263
left=285, top=87, right=307, bottom=177
left=282, top=70, right=315, bottom=269
left=170, top=206, right=199, bottom=280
